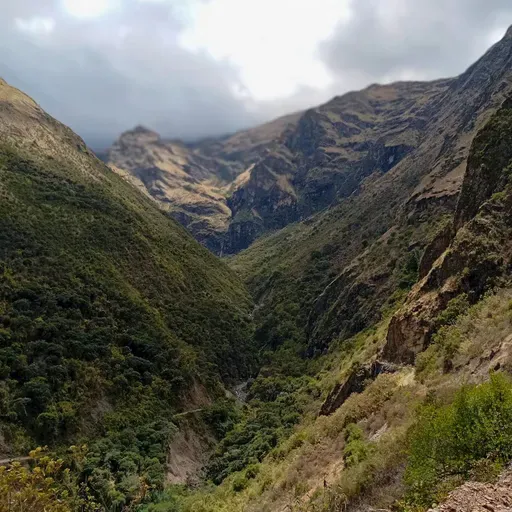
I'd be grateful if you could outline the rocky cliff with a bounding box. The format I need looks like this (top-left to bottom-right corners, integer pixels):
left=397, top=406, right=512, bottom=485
left=106, top=115, right=300, bottom=253
left=231, top=27, right=512, bottom=357
left=108, top=29, right=512, bottom=257
left=383, top=97, right=512, bottom=364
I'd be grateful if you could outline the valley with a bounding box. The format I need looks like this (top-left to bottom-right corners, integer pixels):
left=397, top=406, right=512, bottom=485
left=2, top=24, right=512, bottom=512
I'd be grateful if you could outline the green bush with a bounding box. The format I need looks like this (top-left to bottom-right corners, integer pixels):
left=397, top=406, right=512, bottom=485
left=343, top=423, right=372, bottom=468
left=434, top=294, right=470, bottom=329
left=232, top=473, right=248, bottom=492
left=405, top=373, right=512, bottom=507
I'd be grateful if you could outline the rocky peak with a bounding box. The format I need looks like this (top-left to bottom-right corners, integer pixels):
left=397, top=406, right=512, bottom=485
left=119, top=125, right=160, bottom=144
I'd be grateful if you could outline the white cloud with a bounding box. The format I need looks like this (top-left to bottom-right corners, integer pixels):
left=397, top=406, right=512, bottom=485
left=15, top=16, right=56, bottom=35
left=180, top=0, right=351, bottom=100
left=60, top=0, right=119, bottom=19
left=3, top=0, right=512, bottom=148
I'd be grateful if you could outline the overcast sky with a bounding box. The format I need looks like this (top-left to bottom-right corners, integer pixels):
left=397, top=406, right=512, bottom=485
left=1, top=0, right=512, bottom=148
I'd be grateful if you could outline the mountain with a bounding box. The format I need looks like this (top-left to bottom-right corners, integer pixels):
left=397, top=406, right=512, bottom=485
left=106, top=114, right=300, bottom=254
left=384, top=96, right=512, bottom=364
left=108, top=81, right=453, bottom=255
left=5, top=26, right=512, bottom=512
left=141, top=89, right=512, bottom=512
left=230, top=27, right=512, bottom=355
left=146, top=32, right=512, bottom=512
left=107, top=29, right=512, bottom=258
left=0, top=78, right=255, bottom=506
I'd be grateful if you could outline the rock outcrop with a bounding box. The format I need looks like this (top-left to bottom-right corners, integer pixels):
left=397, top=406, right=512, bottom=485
left=383, top=98, right=512, bottom=364
left=320, top=361, right=399, bottom=416
left=428, top=470, right=512, bottom=512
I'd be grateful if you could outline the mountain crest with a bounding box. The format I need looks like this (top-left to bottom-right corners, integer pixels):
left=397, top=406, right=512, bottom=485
left=121, top=124, right=160, bottom=141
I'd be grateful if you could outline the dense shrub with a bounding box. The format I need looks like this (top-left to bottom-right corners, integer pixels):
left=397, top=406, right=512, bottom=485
left=0, top=447, right=99, bottom=512
left=405, top=373, right=512, bottom=507
left=343, top=423, right=372, bottom=468
left=0, top=144, right=256, bottom=506
left=205, top=348, right=318, bottom=484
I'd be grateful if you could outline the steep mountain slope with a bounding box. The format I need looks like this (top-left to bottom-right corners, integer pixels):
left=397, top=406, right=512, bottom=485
left=0, top=79, right=255, bottom=506
left=108, top=82, right=451, bottom=255
left=107, top=29, right=512, bottom=258
left=231, top=27, right=512, bottom=356
left=106, top=114, right=300, bottom=253
left=146, top=86, right=512, bottom=512
left=383, top=96, right=512, bottom=364
left=224, top=79, right=452, bottom=253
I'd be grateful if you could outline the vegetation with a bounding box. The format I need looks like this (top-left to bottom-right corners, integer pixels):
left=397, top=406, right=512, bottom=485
left=405, top=374, right=512, bottom=507
left=342, top=423, right=372, bottom=468
left=0, top=447, right=98, bottom=512
left=0, top=144, right=255, bottom=507
left=206, top=345, right=319, bottom=484
left=3, top=60, right=512, bottom=512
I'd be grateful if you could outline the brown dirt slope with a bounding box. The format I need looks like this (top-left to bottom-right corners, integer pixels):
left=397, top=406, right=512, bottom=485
left=429, top=471, right=512, bottom=512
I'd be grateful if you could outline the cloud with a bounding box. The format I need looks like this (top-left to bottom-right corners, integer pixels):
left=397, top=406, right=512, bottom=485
left=320, top=0, right=512, bottom=86
left=180, top=0, right=351, bottom=100
left=15, top=17, right=56, bottom=35
left=1, top=0, right=261, bottom=148
left=1, top=0, right=511, bottom=149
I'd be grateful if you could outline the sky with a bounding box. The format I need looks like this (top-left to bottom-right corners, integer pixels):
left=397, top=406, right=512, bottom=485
left=1, top=0, right=512, bottom=148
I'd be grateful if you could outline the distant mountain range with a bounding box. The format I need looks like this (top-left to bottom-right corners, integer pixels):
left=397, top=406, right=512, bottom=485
left=105, top=26, right=512, bottom=256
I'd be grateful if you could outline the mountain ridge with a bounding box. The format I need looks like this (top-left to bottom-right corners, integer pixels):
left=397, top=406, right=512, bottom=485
left=106, top=29, right=512, bottom=255
left=230, top=25, right=512, bottom=354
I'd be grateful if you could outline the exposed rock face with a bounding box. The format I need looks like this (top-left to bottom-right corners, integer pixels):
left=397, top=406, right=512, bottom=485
left=107, top=126, right=233, bottom=253
left=383, top=98, right=512, bottom=364
left=107, top=115, right=300, bottom=254
left=320, top=361, right=399, bottom=416
left=230, top=28, right=512, bottom=360
left=418, top=222, right=454, bottom=279
left=109, top=80, right=447, bottom=254
left=454, top=96, right=512, bottom=229
left=109, top=28, right=512, bottom=267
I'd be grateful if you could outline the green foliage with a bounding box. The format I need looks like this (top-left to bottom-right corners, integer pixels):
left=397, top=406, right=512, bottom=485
left=0, top=446, right=101, bottom=512
left=405, top=373, right=512, bottom=507
left=343, top=423, right=372, bottom=468
left=0, top=145, right=256, bottom=506
left=416, top=324, right=464, bottom=379
left=433, top=294, right=470, bottom=329
left=398, top=249, right=421, bottom=290
left=201, top=400, right=241, bottom=439
left=232, top=473, right=248, bottom=492
left=206, top=345, right=318, bottom=484
left=133, top=485, right=188, bottom=512
left=206, top=386, right=301, bottom=483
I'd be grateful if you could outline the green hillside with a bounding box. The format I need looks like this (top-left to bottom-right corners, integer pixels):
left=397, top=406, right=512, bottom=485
left=0, top=80, right=255, bottom=508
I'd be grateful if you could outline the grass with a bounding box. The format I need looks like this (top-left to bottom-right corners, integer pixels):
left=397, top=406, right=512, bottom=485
left=144, top=283, right=512, bottom=512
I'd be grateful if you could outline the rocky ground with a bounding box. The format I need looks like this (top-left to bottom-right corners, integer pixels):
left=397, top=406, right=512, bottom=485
left=429, top=471, right=512, bottom=512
